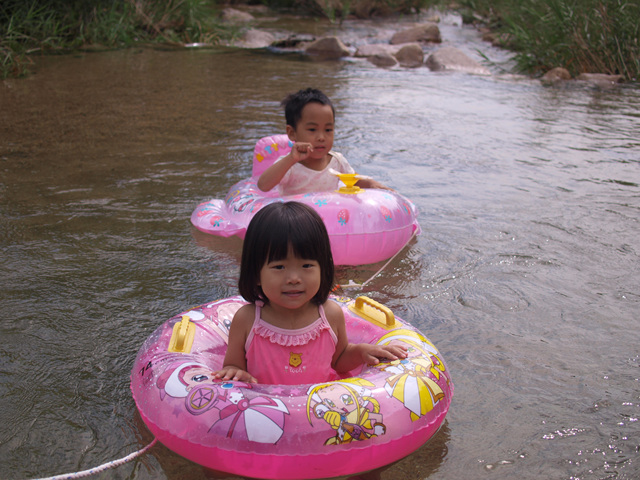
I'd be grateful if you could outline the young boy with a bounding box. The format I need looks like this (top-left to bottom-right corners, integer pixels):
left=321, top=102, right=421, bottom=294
left=257, top=88, right=389, bottom=195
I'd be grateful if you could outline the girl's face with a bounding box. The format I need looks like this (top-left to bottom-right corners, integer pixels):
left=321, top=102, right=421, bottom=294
left=259, top=247, right=321, bottom=312
left=287, top=102, right=334, bottom=164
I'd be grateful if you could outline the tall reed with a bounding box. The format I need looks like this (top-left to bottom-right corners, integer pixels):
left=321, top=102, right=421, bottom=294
left=1, top=0, right=221, bottom=78
left=458, top=0, right=639, bottom=80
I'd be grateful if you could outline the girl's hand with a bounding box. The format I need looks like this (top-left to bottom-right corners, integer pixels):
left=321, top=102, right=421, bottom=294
left=215, top=366, right=258, bottom=384
left=358, top=343, right=408, bottom=366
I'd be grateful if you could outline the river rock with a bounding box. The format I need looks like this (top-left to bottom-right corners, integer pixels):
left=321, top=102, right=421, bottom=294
left=541, top=67, right=571, bottom=83
left=368, top=52, right=398, bottom=67
left=425, top=46, right=491, bottom=75
left=394, top=43, right=423, bottom=68
left=220, top=8, right=254, bottom=23
left=272, top=34, right=316, bottom=50
left=354, top=44, right=399, bottom=57
left=576, top=73, right=623, bottom=87
left=305, top=36, right=350, bottom=58
left=390, top=23, right=441, bottom=45
left=234, top=29, right=275, bottom=49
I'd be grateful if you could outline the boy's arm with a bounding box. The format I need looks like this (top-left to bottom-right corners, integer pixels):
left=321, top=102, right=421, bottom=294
left=257, top=142, right=314, bottom=192
left=355, top=176, right=394, bottom=191
left=257, top=152, right=297, bottom=192
left=332, top=152, right=393, bottom=191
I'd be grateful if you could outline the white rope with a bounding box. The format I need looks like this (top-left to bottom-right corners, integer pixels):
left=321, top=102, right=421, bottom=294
left=337, top=229, right=418, bottom=290
left=31, top=438, right=158, bottom=480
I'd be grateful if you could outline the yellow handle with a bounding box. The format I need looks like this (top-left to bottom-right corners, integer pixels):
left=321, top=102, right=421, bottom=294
left=168, top=315, right=196, bottom=353
left=349, top=296, right=396, bottom=329
left=336, top=173, right=362, bottom=194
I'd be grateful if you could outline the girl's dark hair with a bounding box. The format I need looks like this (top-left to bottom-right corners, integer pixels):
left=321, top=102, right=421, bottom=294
left=281, top=88, right=335, bottom=129
left=238, top=202, right=335, bottom=305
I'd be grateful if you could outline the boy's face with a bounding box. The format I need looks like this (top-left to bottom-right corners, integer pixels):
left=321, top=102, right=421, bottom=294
left=287, top=102, right=334, bottom=162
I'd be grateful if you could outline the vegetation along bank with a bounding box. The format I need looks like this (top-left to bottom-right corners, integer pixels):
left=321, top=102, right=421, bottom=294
left=1, top=0, right=638, bottom=81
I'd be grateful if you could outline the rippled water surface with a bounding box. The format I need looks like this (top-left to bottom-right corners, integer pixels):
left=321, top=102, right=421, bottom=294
left=1, top=13, right=639, bottom=480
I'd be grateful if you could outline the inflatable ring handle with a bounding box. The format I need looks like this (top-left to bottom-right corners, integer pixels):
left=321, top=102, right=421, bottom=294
left=349, top=296, right=396, bottom=329
left=168, top=315, right=195, bottom=353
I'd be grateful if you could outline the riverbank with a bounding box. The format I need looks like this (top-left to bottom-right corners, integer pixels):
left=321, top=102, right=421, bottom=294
left=1, top=0, right=638, bottom=81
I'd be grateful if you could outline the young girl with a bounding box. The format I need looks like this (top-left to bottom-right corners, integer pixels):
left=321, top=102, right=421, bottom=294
left=257, top=88, right=391, bottom=196
left=215, top=201, right=407, bottom=385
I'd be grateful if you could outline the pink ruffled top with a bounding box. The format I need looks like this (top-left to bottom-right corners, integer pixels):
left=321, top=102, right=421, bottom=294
left=245, top=303, right=339, bottom=385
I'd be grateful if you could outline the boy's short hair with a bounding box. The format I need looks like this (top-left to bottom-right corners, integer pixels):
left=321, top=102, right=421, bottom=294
left=238, top=201, right=335, bottom=305
left=281, top=88, right=335, bottom=129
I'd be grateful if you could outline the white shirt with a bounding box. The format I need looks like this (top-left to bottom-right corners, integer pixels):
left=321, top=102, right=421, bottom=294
left=277, top=151, right=355, bottom=196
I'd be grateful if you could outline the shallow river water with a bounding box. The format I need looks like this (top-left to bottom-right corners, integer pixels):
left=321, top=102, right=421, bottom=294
left=1, top=12, right=639, bottom=480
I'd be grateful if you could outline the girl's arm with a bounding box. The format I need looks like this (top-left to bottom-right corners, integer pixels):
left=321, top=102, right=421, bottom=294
left=325, top=301, right=408, bottom=373
left=257, top=142, right=313, bottom=192
left=215, top=304, right=258, bottom=383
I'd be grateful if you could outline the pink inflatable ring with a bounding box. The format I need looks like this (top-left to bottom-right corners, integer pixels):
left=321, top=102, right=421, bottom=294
left=130, top=295, right=453, bottom=479
left=190, top=135, right=421, bottom=266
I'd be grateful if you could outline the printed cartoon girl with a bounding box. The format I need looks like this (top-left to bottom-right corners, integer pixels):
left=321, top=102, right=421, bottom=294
left=156, top=362, right=219, bottom=400
left=306, top=378, right=386, bottom=445
left=200, top=298, right=245, bottom=344
left=186, top=381, right=289, bottom=444
left=375, top=328, right=447, bottom=421
left=156, top=361, right=288, bottom=444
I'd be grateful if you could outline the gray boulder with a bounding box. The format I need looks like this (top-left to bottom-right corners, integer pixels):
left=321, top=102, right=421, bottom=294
left=390, top=23, right=441, bottom=45
left=220, top=8, right=254, bottom=23
left=576, top=73, right=623, bottom=87
left=541, top=67, right=572, bottom=83
left=354, top=44, right=399, bottom=57
left=368, top=53, right=398, bottom=67
left=233, top=29, right=276, bottom=49
left=394, top=43, right=423, bottom=68
left=305, top=36, right=350, bottom=59
left=425, top=46, right=490, bottom=75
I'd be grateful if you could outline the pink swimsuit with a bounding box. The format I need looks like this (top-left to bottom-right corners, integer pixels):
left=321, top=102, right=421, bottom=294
left=245, top=303, right=339, bottom=385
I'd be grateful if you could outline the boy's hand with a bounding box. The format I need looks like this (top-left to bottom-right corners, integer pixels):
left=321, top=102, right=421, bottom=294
left=291, top=142, right=314, bottom=163
left=355, top=177, right=394, bottom=191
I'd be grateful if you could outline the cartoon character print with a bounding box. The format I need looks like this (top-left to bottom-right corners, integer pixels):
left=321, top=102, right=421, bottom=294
left=187, top=382, right=289, bottom=444
left=337, top=209, right=349, bottom=226
left=256, top=142, right=280, bottom=163
left=196, top=202, right=216, bottom=217
left=249, top=199, right=266, bottom=213
left=380, top=206, right=392, bottom=222
left=156, top=361, right=219, bottom=400
left=209, top=215, right=224, bottom=227
left=228, top=193, right=255, bottom=213
left=375, top=328, right=447, bottom=421
left=157, top=362, right=289, bottom=444
left=200, top=299, right=244, bottom=344
left=289, top=352, right=302, bottom=368
left=306, top=378, right=386, bottom=445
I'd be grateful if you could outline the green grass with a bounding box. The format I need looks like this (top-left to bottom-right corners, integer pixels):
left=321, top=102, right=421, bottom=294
left=1, top=0, right=223, bottom=78
left=456, top=0, right=640, bottom=80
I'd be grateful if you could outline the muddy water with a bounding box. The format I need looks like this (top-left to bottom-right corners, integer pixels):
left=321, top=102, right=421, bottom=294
left=1, top=13, right=639, bottom=480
